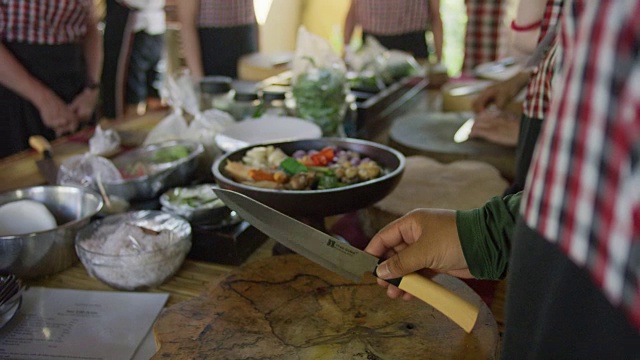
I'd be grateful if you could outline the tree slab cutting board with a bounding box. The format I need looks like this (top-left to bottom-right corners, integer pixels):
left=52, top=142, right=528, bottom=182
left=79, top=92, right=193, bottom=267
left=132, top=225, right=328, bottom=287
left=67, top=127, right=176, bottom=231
left=152, top=254, right=499, bottom=359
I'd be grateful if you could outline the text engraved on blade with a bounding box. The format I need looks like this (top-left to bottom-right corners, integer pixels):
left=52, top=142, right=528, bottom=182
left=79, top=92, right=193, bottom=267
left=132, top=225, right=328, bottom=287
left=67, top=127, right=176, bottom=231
left=326, top=239, right=357, bottom=257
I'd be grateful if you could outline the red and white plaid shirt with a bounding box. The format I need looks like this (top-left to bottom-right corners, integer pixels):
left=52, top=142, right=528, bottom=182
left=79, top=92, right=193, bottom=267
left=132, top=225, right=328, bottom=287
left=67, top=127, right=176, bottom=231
left=523, top=0, right=640, bottom=330
left=0, top=0, right=92, bottom=44
left=462, top=0, right=507, bottom=72
left=522, top=0, right=563, bottom=119
left=197, top=0, right=255, bottom=28
left=351, top=0, right=430, bottom=35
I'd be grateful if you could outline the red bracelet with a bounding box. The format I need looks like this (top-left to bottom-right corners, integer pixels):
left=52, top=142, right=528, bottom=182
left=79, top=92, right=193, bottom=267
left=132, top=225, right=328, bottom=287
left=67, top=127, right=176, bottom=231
left=511, top=19, right=542, bottom=32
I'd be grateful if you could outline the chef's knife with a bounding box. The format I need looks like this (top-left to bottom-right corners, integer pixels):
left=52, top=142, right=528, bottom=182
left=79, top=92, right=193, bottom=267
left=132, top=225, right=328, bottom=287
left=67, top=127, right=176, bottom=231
left=453, top=118, right=475, bottom=144
left=29, top=135, right=58, bottom=185
left=213, top=188, right=480, bottom=333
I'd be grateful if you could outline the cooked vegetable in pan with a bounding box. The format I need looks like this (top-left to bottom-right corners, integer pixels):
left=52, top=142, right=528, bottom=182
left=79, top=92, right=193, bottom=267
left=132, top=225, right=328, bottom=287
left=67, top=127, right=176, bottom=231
left=224, top=145, right=384, bottom=190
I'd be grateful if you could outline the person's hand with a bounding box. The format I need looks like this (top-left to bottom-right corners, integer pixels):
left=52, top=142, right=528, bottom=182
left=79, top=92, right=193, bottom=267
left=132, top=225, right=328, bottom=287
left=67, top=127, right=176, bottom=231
left=36, top=89, right=80, bottom=136
left=469, top=109, right=520, bottom=146
left=471, top=70, right=531, bottom=112
left=365, top=209, right=472, bottom=301
left=69, top=87, right=99, bottom=123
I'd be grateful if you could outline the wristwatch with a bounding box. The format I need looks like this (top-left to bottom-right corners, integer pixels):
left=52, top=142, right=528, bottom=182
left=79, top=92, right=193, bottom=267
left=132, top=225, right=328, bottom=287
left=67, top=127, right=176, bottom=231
left=86, top=81, right=100, bottom=90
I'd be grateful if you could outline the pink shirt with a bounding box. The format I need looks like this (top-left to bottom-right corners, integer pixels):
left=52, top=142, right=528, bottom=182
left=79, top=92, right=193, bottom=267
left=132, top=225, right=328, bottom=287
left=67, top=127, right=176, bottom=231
left=197, top=0, right=255, bottom=28
left=351, top=0, right=430, bottom=35
left=0, top=0, right=92, bottom=44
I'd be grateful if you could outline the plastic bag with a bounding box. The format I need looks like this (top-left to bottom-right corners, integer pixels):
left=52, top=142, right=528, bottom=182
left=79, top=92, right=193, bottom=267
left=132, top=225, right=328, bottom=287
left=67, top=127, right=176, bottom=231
left=184, top=109, right=235, bottom=163
left=291, top=26, right=349, bottom=137
left=345, top=36, right=423, bottom=85
left=57, top=153, right=123, bottom=188
left=88, top=125, right=121, bottom=156
left=143, top=111, right=189, bottom=146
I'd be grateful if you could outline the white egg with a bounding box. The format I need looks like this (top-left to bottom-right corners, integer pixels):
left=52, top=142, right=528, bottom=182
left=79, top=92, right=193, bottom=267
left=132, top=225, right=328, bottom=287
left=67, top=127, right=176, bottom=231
left=0, top=200, right=58, bottom=236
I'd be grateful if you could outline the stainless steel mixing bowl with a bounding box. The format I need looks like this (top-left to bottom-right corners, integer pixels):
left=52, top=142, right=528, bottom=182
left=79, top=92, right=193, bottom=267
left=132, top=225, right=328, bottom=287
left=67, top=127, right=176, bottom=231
left=0, top=185, right=103, bottom=279
left=103, top=140, right=205, bottom=201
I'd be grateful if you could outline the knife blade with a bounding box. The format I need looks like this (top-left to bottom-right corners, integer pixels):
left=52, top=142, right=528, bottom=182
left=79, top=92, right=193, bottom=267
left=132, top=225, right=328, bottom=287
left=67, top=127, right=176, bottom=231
left=213, top=188, right=480, bottom=333
left=28, top=135, right=58, bottom=185
left=453, top=118, right=475, bottom=143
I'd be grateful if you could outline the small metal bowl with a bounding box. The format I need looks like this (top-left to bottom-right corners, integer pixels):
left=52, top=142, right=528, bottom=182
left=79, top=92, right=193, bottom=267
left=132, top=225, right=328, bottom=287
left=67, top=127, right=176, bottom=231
left=0, top=186, right=103, bottom=279
left=160, top=184, right=231, bottom=225
left=103, top=140, right=204, bottom=201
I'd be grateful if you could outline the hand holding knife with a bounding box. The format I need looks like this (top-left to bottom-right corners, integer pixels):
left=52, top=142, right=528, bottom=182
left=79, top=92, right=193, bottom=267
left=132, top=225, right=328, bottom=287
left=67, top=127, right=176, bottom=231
left=214, top=189, right=480, bottom=333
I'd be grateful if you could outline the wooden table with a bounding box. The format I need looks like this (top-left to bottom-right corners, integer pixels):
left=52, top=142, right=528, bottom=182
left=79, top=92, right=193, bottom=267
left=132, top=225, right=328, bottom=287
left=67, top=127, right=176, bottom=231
left=0, top=111, right=165, bottom=193
left=1, top=86, right=508, bottom=353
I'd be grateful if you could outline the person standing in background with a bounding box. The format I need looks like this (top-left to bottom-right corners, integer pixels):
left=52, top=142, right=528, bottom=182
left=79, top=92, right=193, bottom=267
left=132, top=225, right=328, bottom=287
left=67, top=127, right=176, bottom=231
left=343, top=0, right=443, bottom=64
left=176, top=0, right=257, bottom=79
left=461, top=0, right=508, bottom=73
left=366, top=0, right=639, bottom=356
left=472, top=0, right=562, bottom=195
left=0, top=0, right=102, bottom=158
left=101, top=0, right=166, bottom=120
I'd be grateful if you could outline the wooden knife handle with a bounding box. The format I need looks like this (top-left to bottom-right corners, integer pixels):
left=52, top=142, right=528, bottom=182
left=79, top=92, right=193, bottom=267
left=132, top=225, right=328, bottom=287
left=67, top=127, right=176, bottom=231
left=29, top=135, right=53, bottom=157
left=393, top=273, right=480, bottom=333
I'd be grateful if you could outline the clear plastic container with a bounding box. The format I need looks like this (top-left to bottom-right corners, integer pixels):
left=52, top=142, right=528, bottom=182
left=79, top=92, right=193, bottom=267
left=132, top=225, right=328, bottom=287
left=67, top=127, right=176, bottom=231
left=199, top=76, right=234, bottom=112
left=261, top=86, right=289, bottom=116
left=229, top=91, right=262, bottom=120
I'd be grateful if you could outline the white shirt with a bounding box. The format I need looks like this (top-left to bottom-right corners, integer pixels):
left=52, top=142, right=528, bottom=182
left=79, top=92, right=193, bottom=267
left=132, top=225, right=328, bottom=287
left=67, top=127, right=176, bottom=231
left=121, top=0, right=166, bottom=35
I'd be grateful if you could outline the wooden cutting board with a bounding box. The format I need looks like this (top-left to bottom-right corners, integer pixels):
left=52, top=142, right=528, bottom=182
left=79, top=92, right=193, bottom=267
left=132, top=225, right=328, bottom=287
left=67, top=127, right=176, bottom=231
left=360, top=156, right=509, bottom=237
left=152, top=254, right=499, bottom=359
left=389, top=112, right=516, bottom=180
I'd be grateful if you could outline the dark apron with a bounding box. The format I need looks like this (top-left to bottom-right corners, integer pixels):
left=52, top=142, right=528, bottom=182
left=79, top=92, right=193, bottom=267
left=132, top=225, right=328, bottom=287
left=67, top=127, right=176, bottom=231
left=363, top=30, right=429, bottom=59
left=198, top=24, right=258, bottom=78
left=0, top=43, right=86, bottom=158
left=503, top=114, right=543, bottom=195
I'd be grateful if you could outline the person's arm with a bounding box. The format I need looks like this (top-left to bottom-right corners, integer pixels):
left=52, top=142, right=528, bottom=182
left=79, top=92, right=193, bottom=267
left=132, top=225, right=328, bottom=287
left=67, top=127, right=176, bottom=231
left=343, top=1, right=357, bottom=47
left=472, top=70, right=532, bottom=112
left=0, top=44, right=78, bottom=136
left=428, top=0, right=443, bottom=62
left=366, top=193, right=521, bottom=300
left=456, top=193, right=521, bottom=279
left=508, top=0, right=547, bottom=58
left=176, top=0, right=204, bottom=79
left=469, top=108, right=521, bottom=146
left=69, top=3, right=103, bottom=123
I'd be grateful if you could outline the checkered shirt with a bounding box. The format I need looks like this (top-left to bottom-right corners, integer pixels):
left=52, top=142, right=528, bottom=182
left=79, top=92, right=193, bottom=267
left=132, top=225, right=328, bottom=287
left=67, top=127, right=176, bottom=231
left=351, top=0, right=430, bottom=35
left=462, top=0, right=507, bottom=72
left=197, top=0, right=255, bottom=28
left=0, top=0, right=92, bottom=44
left=522, top=0, right=564, bottom=119
left=522, top=0, right=640, bottom=330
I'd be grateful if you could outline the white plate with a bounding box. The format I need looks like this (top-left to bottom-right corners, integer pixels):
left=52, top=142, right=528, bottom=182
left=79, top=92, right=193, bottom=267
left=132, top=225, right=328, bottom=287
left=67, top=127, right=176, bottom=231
left=473, top=58, right=523, bottom=82
left=215, top=116, right=322, bottom=152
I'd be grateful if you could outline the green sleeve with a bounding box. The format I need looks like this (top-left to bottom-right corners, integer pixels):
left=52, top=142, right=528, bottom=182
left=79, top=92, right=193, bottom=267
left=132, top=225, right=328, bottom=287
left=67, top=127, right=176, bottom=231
left=455, top=192, right=522, bottom=280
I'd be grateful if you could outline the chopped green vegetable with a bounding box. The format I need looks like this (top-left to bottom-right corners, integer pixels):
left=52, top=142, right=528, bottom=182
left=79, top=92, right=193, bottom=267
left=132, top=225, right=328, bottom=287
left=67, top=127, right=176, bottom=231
left=152, top=145, right=190, bottom=163
left=317, top=175, right=341, bottom=189
left=279, top=157, right=308, bottom=175
left=292, top=66, right=348, bottom=137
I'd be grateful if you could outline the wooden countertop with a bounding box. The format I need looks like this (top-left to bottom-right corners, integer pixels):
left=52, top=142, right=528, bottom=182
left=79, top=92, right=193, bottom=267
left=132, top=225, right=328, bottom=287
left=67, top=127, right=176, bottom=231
left=1, top=89, right=508, bottom=350
left=0, top=111, right=166, bottom=193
